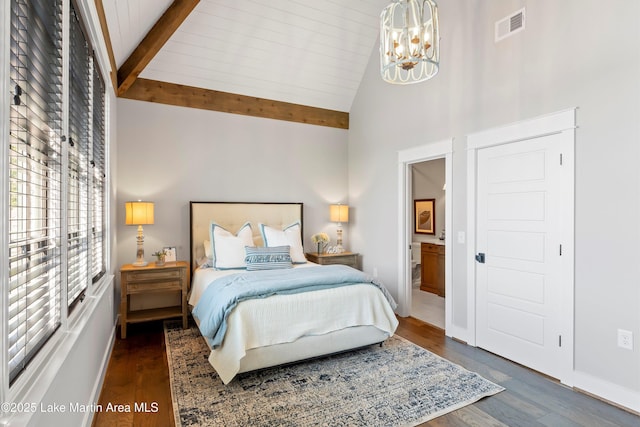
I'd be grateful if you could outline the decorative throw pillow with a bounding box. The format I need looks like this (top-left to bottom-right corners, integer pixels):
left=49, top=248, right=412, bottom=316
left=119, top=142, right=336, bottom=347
left=245, top=246, right=292, bottom=271
left=259, top=222, right=306, bottom=263
left=209, top=222, right=254, bottom=269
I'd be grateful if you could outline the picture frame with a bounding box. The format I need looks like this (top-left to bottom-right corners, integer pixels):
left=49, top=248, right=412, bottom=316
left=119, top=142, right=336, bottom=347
left=414, top=199, right=435, bottom=235
left=163, top=246, right=177, bottom=262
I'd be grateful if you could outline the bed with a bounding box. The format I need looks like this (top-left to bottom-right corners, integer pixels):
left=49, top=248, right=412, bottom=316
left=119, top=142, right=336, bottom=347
left=188, top=201, right=399, bottom=384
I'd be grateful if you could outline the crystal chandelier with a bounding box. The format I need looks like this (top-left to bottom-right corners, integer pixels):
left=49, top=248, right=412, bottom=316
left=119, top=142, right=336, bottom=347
left=380, top=0, right=440, bottom=84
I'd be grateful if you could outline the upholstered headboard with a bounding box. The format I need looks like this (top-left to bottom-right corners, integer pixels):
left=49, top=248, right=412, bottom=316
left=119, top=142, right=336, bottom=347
left=189, top=201, right=304, bottom=271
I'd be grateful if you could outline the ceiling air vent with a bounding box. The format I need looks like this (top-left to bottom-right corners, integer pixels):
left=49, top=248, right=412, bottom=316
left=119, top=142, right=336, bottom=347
left=495, top=8, right=525, bottom=42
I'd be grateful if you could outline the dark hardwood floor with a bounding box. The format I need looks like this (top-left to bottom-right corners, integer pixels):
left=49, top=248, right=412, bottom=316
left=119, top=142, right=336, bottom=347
left=92, top=317, right=639, bottom=426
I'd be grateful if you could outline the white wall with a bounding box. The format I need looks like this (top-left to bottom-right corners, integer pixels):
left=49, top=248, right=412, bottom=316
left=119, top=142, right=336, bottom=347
left=349, top=0, right=639, bottom=409
left=116, top=99, right=350, bottom=306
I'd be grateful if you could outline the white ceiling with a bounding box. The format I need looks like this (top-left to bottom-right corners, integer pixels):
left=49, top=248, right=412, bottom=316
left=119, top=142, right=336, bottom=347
left=102, top=0, right=389, bottom=112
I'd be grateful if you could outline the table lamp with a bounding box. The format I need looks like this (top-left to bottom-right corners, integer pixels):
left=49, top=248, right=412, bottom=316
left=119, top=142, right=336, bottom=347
left=330, top=204, right=349, bottom=253
left=125, top=201, right=154, bottom=266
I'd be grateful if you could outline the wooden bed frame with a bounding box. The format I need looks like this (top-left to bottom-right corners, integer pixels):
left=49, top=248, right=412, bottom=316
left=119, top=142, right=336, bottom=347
left=188, top=201, right=393, bottom=382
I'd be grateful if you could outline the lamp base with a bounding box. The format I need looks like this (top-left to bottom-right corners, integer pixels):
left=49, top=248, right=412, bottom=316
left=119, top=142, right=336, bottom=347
left=336, top=226, right=345, bottom=253
left=133, top=225, right=147, bottom=267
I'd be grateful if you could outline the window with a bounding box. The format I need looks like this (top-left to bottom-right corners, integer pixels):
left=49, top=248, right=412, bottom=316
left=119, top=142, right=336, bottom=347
left=7, top=0, right=107, bottom=385
left=8, top=0, right=64, bottom=386
left=67, top=3, right=91, bottom=310
left=91, top=57, right=106, bottom=284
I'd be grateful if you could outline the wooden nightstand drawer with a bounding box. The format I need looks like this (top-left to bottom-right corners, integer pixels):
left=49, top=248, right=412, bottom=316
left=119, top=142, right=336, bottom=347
left=127, top=280, right=182, bottom=294
left=305, top=252, right=360, bottom=270
left=318, top=256, right=355, bottom=267
left=123, top=268, right=182, bottom=282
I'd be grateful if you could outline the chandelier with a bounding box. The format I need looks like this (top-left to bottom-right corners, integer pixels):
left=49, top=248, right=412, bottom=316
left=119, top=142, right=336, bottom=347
left=380, top=0, right=439, bottom=84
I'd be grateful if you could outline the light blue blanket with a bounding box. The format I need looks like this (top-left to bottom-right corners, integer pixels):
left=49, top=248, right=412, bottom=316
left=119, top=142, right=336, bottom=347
left=192, top=264, right=397, bottom=349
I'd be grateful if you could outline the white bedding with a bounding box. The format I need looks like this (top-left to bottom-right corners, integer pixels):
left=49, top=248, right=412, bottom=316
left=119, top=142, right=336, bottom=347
left=189, top=263, right=399, bottom=384
left=188, top=262, right=316, bottom=307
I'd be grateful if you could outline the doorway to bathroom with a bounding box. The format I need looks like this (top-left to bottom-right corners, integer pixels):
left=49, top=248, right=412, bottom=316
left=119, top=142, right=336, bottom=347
left=397, top=139, right=452, bottom=333
left=410, top=159, right=446, bottom=328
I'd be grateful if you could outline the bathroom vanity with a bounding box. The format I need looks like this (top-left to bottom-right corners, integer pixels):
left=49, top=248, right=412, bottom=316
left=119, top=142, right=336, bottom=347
left=421, top=242, right=445, bottom=297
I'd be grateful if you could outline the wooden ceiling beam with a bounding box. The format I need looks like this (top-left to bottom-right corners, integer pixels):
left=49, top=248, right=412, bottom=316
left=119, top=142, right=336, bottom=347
left=121, top=78, right=349, bottom=129
left=98, top=0, right=348, bottom=128
left=116, top=0, right=199, bottom=96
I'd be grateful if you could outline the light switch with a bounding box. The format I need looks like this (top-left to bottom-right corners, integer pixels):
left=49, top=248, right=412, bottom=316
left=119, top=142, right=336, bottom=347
left=457, top=231, right=465, bottom=244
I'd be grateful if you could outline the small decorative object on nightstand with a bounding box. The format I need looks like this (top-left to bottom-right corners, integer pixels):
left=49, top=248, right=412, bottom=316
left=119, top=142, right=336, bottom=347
left=119, top=261, right=190, bottom=338
left=152, top=249, right=167, bottom=266
left=306, top=252, right=359, bottom=270
left=311, top=232, right=330, bottom=254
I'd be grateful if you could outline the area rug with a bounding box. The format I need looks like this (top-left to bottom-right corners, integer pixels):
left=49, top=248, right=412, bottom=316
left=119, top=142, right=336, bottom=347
left=164, top=321, right=504, bottom=427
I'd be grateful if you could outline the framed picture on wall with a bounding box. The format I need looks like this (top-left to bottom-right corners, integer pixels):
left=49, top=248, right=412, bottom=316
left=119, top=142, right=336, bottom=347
left=414, top=199, right=435, bottom=235
left=163, top=246, right=177, bottom=262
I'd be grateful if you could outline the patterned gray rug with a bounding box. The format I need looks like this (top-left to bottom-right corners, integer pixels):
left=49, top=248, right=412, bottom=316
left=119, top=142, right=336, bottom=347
left=164, top=321, right=504, bottom=426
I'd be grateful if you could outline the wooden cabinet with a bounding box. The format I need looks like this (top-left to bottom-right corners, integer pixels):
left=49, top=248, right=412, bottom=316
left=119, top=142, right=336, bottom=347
left=305, top=252, right=360, bottom=270
left=120, top=261, right=190, bottom=338
left=420, top=243, right=445, bottom=297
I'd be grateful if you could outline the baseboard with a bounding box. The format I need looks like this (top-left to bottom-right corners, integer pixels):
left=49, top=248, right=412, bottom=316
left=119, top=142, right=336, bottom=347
left=446, top=324, right=471, bottom=344
left=573, top=370, right=640, bottom=415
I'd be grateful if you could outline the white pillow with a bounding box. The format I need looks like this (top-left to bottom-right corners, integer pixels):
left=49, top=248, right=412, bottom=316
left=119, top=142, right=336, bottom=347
left=259, top=222, right=306, bottom=264
left=209, top=222, right=254, bottom=269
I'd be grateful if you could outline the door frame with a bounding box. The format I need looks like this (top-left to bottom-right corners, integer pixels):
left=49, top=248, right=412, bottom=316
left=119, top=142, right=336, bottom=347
left=466, top=108, right=576, bottom=385
left=397, top=139, right=453, bottom=334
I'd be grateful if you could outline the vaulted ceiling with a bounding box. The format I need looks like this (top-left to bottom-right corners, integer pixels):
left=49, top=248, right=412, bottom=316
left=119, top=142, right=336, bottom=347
left=98, top=0, right=390, bottom=128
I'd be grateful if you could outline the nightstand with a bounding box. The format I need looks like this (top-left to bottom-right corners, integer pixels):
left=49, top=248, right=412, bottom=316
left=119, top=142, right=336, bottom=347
left=120, top=261, right=190, bottom=338
left=305, top=252, right=360, bottom=270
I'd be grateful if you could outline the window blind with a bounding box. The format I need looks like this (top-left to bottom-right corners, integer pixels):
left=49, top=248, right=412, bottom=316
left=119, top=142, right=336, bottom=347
left=7, top=0, right=108, bottom=385
left=66, top=2, right=90, bottom=309
left=91, top=57, right=106, bottom=283
left=8, top=0, right=63, bottom=384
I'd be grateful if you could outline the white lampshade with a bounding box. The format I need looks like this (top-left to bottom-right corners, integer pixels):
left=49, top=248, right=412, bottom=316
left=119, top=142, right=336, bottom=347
left=330, top=205, right=349, bottom=223
left=125, top=201, right=154, bottom=225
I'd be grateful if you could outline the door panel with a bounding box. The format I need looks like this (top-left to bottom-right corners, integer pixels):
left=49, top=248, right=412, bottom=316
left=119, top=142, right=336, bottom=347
left=476, top=132, right=570, bottom=380
left=487, top=192, right=545, bottom=220
left=488, top=230, right=545, bottom=261
left=487, top=303, right=545, bottom=345
left=487, top=267, right=544, bottom=304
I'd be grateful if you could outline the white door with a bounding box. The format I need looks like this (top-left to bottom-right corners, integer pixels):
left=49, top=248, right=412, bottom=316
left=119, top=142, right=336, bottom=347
left=475, top=132, right=572, bottom=380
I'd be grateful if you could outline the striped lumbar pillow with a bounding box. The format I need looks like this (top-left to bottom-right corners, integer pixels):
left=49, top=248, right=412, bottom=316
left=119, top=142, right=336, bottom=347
left=245, top=246, right=293, bottom=271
